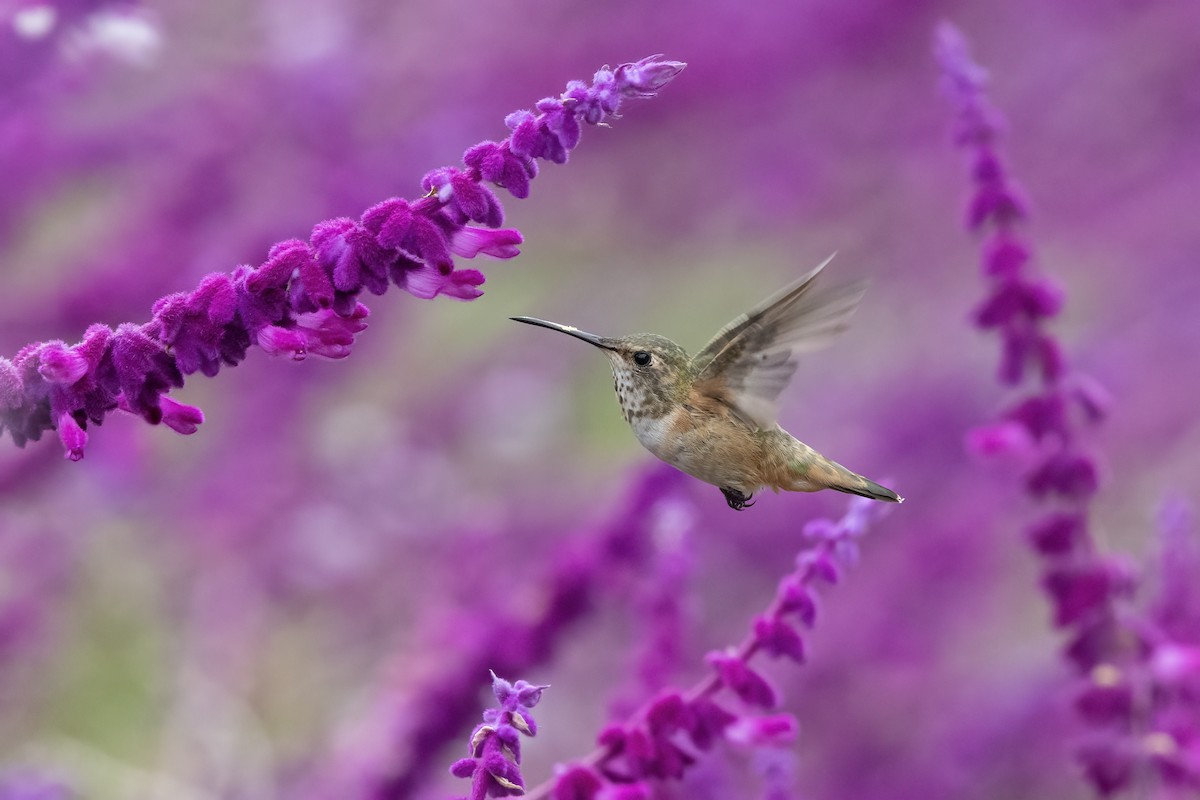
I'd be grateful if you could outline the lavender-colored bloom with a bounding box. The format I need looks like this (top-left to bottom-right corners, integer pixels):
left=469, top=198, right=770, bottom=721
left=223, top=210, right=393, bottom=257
left=518, top=496, right=890, bottom=799
left=324, top=466, right=689, bottom=800
left=0, top=55, right=684, bottom=461
left=450, top=672, right=547, bottom=800
left=940, top=22, right=1200, bottom=796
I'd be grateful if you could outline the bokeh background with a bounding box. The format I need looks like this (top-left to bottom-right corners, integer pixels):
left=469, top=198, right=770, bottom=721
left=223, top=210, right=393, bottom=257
left=2, top=1, right=1199, bottom=798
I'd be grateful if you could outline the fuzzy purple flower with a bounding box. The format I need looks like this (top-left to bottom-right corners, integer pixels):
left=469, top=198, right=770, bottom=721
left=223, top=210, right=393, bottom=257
left=344, top=465, right=688, bottom=800
left=519, top=496, right=891, bottom=799
left=0, top=55, right=684, bottom=461
left=450, top=672, right=548, bottom=800
left=940, top=22, right=1200, bottom=796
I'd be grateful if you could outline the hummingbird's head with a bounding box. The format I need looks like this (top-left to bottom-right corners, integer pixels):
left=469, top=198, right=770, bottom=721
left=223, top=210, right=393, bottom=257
left=510, top=318, right=690, bottom=420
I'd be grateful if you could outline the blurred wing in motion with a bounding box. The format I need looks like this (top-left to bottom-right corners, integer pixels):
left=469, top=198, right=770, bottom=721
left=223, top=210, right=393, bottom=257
left=690, top=255, right=868, bottom=430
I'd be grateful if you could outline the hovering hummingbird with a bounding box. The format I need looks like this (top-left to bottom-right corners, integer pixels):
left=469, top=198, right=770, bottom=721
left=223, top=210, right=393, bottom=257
left=511, top=255, right=902, bottom=510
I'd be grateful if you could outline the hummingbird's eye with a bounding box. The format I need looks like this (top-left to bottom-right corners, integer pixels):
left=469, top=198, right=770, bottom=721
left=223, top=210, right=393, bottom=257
left=633, top=351, right=652, bottom=367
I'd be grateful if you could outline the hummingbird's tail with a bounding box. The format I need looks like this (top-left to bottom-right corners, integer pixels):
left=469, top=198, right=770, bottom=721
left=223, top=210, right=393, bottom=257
left=827, top=475, right=903, bottom=503
left=778, top=435, right=903, bottom=503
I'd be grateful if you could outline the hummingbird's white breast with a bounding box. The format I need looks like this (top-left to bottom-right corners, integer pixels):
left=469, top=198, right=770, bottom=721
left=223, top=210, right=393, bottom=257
left=629, top=412, right=673, bottom=456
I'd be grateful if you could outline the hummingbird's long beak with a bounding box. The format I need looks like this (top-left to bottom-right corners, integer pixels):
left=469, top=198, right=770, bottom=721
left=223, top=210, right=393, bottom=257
left=510, top=316, right=613, bottom=350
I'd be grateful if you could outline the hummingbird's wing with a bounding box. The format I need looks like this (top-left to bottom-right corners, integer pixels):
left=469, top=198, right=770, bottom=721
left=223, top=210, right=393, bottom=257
left=690, top=255, right=867, bottom=430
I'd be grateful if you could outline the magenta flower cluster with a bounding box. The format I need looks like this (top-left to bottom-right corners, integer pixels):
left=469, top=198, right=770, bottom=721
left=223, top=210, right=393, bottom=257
left=450, top=672, right=547, bottom=800
left=513, top=495, right=887, bottom=799
left=938, top=23, right=1200, bottom=795
left=365, top=465, right=690, bottom=800
left=0, top=55, right=684, bottom=463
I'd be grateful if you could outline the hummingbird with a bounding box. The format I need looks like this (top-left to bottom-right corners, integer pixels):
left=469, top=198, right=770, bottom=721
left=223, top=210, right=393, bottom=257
left=511, top=255, right=902, bottom=510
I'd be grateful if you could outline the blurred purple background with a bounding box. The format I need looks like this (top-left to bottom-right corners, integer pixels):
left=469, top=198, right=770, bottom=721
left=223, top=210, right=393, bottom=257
left=2, top=1, right=1198, bottom=798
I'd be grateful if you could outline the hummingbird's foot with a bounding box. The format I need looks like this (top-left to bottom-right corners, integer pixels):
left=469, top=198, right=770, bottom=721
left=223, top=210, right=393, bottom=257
left=721, top=487, right=755, bottom=511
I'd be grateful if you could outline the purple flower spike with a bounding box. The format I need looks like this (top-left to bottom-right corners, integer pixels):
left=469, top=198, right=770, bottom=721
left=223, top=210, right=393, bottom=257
left=451, top=672, right=546, bottom=799
left=533, top=495, right=886, bottom=800
left=937, top=24, right=1200, bottom=798
left=2, top=55, right=684, bottom=458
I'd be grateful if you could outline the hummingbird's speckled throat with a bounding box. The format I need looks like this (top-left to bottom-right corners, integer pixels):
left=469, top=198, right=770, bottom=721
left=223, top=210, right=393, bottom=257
left=510, top=255, right=903, bottom=510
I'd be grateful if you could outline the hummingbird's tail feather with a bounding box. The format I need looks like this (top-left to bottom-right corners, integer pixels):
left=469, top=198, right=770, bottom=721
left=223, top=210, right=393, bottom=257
left=778, top=436, right=904, bottom=503
left=827, top=476, right=903, bottom=504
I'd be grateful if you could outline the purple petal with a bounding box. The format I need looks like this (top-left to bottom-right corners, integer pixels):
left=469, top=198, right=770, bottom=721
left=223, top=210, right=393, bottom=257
left=1065, top=617, right=1127, bottom=673
left=500, top=151, right=534, bottom=198
left=440, top=269, right=486, bottom=301
left=1035, top=333, right=1065, bottom=381
left=1005, top=393, right=1067, bottom=441
left=551, top=766, right=602, bottom=800
left=982, top=232, right=1031, bottom=277
left=753, top=616, right=806, bottom=663
left=159, top=395, right=204, bottom=435
left=1074, top=678, right=1133, bottom=726
left=404, top=215, right=453, bottom=271
left=615, top=55, right=687, bottom=98
left=685, top=696, right=737, bottom=750
left=513, top=680, right=548, bottom=708
left=1027, top=452, right=1099, bottom=500
left=449, top=170, right=497, bottom=223
left=294, top=247, right=334, bottom=309
left=964, top=420, right=1036, bottom=464
left=246, top=242, right=303, bottom=293
left=597, top=784, right=651, bottom=800
left=450, top=226, right=524, bottom=259
left=37, top=343, right=88, bottom=385
left=505, top=112, right=542, bottom=159
left=1027, top=513, right=1086, bottom=556
left=1069, top=374, right=1112, bottom=424
left=483, top=751, right=525, bottom=792
left=645, top=692, right=687, bottom=734
left=375, top=203, right=415, bottom=251
left=1042, top=562, right=1114, bottom=628
left=795, top=549, right=839, bottom=584
left=465, top=141, right=507, bottom=182
left=725, top=713, right=799, bottom=746
left=401, top=263, right=447, bottom=300
left=1150, top=643, right=1200, bottom=685
left=294, top=304, right=370, bottom=360
left=707, top=651, right=778, bottom=709
left=57, top=413, right=86, bottom=461
left=0, top=358, right=23, bottom=412
left=776, top=576, right=817, bottom=626
left=966, top=182, right=1029, bottom=229
left=1076, top=738, right=1135, bottom=796
left=256, top=326, right=308, bottom=361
